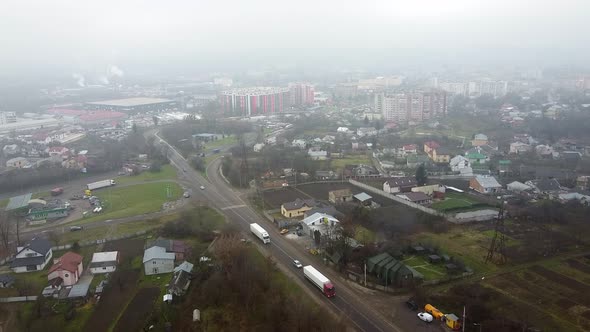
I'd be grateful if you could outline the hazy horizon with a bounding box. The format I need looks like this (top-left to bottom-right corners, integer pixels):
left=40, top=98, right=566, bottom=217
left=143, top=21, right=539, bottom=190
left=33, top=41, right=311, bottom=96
left=1, top=0, right=589, bottom=79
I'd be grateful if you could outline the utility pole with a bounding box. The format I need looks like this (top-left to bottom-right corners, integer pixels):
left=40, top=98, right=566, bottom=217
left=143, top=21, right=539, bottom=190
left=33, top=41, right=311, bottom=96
left=462, top=306, right=466, bottom=332
left=364, top=262, right=367, bottom=286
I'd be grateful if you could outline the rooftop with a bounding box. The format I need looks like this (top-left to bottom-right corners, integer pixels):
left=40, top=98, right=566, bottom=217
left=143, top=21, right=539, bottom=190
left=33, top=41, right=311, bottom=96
left=48, top=252, right=83, bottom=274
left=354, top=192, right=373, bottom=202
left=86, top=97, right=174, bottom=107
left=6, top=193, right=32, bottom=211
left=282, top=198, right=317, bottom=211
left=474, top=175, right=502, bottom=188
left=143, top=246, right=175, bottom=263
left=91, top=251, right=118, bottom=263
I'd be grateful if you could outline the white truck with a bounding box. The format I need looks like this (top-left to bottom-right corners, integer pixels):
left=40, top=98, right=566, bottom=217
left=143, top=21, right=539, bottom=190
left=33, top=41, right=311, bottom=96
left=250, top=223, right=270, bottom=244
left=87, top=179, right=116, bottom=191
left=303, top=265, right=335, bottom=298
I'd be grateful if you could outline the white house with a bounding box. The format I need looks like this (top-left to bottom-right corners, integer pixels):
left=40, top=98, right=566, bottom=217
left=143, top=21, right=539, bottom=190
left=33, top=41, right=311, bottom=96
left=308, top=148, right=328, bottom=160
left=510, top=142, right=532, bottom=154
left=253, top=143, right=265, bottom=152
left=143, top=246, right=175, bottom=275
left=337, top=127, right=350, bottom=133
left=449, top=155, right=470, bottom=171
left=89, top=251, right=119, bottom=274
left=357, top=127, right=377, bottom=137
left=6, top=157, right=30, bottom=168
left=507, top=181, right=532, bottom=193
left=292, top=139, right=307, bottom=149
left=383, top=177, right=417, bottom=194
left=10, top=238, right=53, bottom=273
left=301, top=213, right=340, bottom=239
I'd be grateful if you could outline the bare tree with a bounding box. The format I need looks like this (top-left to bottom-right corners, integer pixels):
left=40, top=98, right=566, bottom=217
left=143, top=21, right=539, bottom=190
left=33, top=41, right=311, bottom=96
left=0, top=211, right=13, bottom=252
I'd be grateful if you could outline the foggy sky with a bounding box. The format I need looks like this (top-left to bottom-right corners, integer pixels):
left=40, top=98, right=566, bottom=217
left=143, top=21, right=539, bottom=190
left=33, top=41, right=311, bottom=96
left=1, top=0, right=589, bottom=78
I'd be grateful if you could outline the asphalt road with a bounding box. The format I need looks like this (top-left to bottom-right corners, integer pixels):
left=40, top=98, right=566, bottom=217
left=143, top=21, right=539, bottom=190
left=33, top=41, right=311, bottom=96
left=155, top=131, right=403, bottom=332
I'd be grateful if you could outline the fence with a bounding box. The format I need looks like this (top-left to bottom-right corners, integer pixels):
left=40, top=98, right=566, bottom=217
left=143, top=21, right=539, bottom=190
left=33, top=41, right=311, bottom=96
left=0, top=296, right=38, bottom=303
left=348, top=179, right=445, bottom=217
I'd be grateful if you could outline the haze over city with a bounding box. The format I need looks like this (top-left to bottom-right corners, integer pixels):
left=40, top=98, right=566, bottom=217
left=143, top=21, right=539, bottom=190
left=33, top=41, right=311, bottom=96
left=1, top=1, right=590, bottom=332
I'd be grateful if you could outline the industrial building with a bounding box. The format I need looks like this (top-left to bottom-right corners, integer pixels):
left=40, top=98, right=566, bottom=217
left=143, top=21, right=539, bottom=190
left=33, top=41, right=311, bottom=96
left=220, top=87, right=290, bottom=116
left=0, top=111, right=17, bottom=125
left=85, top=97, right=176, bottom=113
left=46, top=109, right=127, bottom=126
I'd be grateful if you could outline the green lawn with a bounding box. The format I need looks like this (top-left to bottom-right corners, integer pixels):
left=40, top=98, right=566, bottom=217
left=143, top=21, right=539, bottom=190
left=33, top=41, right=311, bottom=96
left=204, top=136, right=237, bottom=149
left=74, top=181, right=182, bottom=225
left=331, top=156, right=371, bottom=170
left=432, top=192, right=488, bottom=212
left=403, top=255, right=448, bottom=280
left=115, top=164, right=177, bottom=184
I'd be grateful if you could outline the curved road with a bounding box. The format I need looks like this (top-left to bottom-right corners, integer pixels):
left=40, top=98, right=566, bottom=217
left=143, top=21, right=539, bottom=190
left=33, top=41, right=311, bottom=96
left=155, top=131, right=403, bottom=332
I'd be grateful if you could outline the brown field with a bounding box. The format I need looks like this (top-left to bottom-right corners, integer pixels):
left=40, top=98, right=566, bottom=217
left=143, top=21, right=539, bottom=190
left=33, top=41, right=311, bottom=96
left=297, top=182, right=397, bottom=207
left=261, top=187, right=309, bottom=209
left=114, top=287, right=160, bottom=332
left=567, top=259, right=590, bottom=274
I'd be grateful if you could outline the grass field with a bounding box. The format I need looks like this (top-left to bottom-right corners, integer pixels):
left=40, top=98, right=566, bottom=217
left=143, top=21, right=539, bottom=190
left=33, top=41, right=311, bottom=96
left=57, top=218, right=162, bottom=244
left=115, top=164, right=177, bottom=184
left=204, top=136, right=237, bottom=149
left=74, top=181, right=182, bottom=224
left=331, top=156, right=371, bottom=170
left=431, top=192, right=486, bottom=212
left=403, top=255, right=447, bottom=280
left=354, top=225, right=376, bottom=245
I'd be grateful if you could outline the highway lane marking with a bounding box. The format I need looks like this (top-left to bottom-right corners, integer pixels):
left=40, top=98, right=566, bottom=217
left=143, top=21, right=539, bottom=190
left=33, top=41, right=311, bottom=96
left=221, top=204, right=247, bottom=210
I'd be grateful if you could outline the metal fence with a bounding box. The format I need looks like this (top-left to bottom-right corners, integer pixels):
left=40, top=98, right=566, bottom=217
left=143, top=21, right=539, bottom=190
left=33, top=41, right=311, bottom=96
left=0, top=296, right=38, bottom=303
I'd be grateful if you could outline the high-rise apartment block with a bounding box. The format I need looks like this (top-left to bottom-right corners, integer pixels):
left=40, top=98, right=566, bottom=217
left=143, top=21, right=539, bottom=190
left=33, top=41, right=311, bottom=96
left=289, top=83, right=315, bottom=106
left=375, top=91, right=447, bottom=123
left=220, top=87, right=290, bottom=116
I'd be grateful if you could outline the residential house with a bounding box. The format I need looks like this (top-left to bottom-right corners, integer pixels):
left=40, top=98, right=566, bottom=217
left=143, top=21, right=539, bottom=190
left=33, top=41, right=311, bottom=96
left=466, top=151, right=488, bottom=165
left=430, top=147, right=452, bottom=163
left=281, top=198, right=318, bottom=218
left=357, top=127, right=377, bottom=137
left=47, top=146, right=70, bottom=159
left=304, top=206, right=344, bottom=219
left=471, top=134, right=489, bottom=147
left=449, top=155, right=472, bottom=175
left=328, top=189, right=353, bottom=204
left=2, top=144, right=20, bottom=156
left=146, top=238, right=189, bottom=261
left=168, top=261, right=194, bottom=296
left=411, top=184, right=446, bottom=196
left=506, top=181, right=533, bottom=193
left=535, top=145, right=556, bottom=158
left=308, top=147, right=328, bottom=160
left=423, top=141, right=440, bottom=155
left=315, top=170, right=337, bottom=180
left=0, top=274, right=15, bottom=288
left=292, top=139, right=307, bottom=149
left=383, top=177, right=417, bottom=193
left=47, top=252, right=83, bottom=287
left=351, top=142, right=367, bottom=151
left=89, top=251, right=119, bottom=274
left=525, top=178, right=562, bottom=195
left=337, top=127, right=350, bottom=133
left=510, top=142, right=532, bottom=154
left=10, top=238, right=53, bottom=273
left=561, top=151, right=582, bottom=163
left=253, top=143, right=265, bottom=152
left=558, top=192, right=590, bottom=205
left=6, top=157, right=30, bottom=168
left=301, top=213, right=340, bottom=239
left=397, top=192, right=432, bottom=205
left=353, top=192, right=373, bottom=206
left=402, top=144, right=418, bottom=155
left=352, top=164, right=379, bottom=176
left=469, top=175, right=502, bottom=194
left=143, top=246, right=175, bottom=275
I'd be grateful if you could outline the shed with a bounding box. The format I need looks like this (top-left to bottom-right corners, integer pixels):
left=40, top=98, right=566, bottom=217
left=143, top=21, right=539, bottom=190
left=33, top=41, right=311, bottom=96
left=411, top=246, right=425, bottom=254
left=0, top=274, right=15, bottom=288
left=353, top=192, right=373, bottom=205
left=428, top=255, right=441, bottom=264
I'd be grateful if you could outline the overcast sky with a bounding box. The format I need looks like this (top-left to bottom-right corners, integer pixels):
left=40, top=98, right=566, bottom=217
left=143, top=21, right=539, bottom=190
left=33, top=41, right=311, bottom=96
left=1, top=0, right=589, bottom=78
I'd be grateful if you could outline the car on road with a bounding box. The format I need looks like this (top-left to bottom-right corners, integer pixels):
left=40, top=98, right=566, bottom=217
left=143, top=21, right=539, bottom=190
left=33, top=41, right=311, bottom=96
left=70, top=226, right=83, bottom=231
left=280, top=228, right=289, bottom=235
left=417, top=312, right=433, bottom=323
left=292, top=259, right=303, bottom=268
left=405, top=299, right=418, bottom=311
left=200, top=186, right=205, bottom=190
left=183, top=191, right=191, bottom=198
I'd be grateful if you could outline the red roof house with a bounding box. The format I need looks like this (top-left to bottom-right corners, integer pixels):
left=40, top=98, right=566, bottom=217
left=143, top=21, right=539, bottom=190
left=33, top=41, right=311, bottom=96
left=47, top=252, right=83, bottom=287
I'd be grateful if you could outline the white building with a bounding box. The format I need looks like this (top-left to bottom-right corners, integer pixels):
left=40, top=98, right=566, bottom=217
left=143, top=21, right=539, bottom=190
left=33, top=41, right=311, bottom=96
left=0, top=112, right=17, bottom=125
left=308, top=148, right=328, bottom=160
left=10, top=238, right=53, bottom=273
left=292, top=139, right=307, bottom=149
left=89, top=251, right=119, bottom=274
left=357, top=127, right=378, bottom=137
left=301, top=213, right=340, bottom=239
left=253, top=143, right=265, bottom=152
left=6, top=157, right=30, bottom=168
left=449, top=155, right=472, bottom=175
left=143, top=246, right=175, bottom=275
left=510, top=142, right=532, bottom=154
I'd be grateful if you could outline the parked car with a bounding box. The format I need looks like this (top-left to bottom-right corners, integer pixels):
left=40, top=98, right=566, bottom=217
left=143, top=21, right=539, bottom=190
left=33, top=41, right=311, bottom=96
left=405, top=299, right=418, bottom=311
left=280, top=228, right=289, bottom=235
left=292, top=259, right=303, bottom=268
left=200, top=186, right=205, bottom=190
left=70, top=226, right=83, bottom=231
left=417, top=312, right=433, bottom=323
left=183, top=191, right=191, bottom=198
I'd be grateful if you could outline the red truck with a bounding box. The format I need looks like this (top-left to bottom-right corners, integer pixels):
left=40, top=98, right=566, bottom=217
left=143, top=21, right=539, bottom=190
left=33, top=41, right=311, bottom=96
left=51, top=187, right=64, bottom=196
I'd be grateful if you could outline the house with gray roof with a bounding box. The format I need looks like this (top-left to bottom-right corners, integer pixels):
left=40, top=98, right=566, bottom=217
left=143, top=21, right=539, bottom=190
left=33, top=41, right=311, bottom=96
left=281, top=198, right=318, bottom=218
left=10, top=238, right=53, bottom=273
left=469, top=175, right=502, bottom=194
left=168, top=261, right=194, bottom=296
left=143, top=246, right=175, bottom=275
